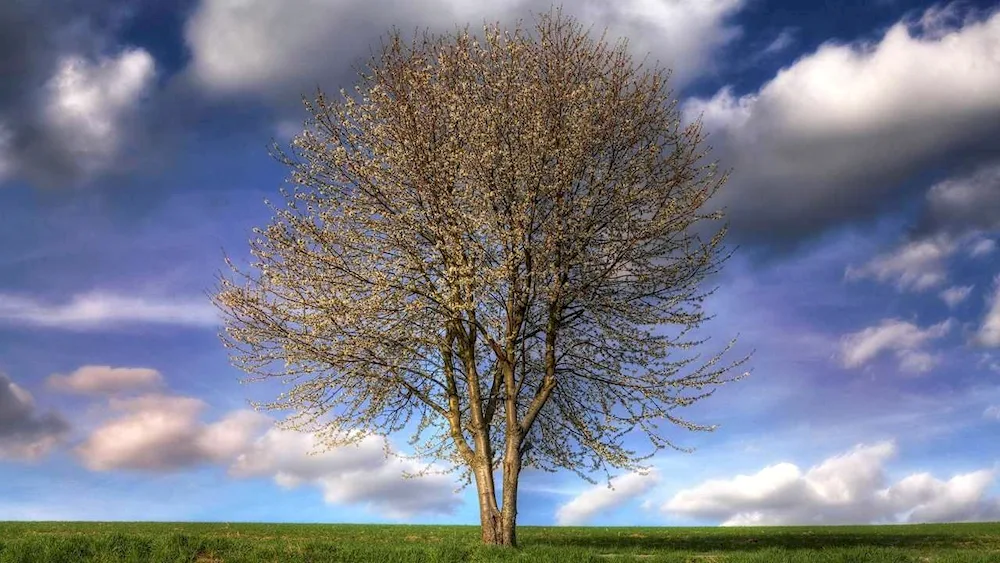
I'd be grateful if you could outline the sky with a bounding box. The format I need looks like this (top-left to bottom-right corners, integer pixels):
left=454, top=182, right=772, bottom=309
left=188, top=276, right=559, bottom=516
left=1, top=0, right=999, bottom=527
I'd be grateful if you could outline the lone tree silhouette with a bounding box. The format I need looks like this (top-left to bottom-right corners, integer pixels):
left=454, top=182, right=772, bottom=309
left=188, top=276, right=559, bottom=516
left=216, top=8, right=748, bottom=547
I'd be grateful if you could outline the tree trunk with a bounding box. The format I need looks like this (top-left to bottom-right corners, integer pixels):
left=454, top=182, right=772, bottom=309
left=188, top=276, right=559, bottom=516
left=499, top=436, right=522, bottom=547
left=480, top=502, right=504, bottom=545
left=473, top=465, right=513, bottom=546
left=476, top=431, right=522, bottom=547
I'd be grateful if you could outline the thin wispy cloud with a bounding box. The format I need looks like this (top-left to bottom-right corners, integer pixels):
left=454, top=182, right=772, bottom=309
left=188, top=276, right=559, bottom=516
left=940, top=285, right=974, bottom=309
left=0, top=291, right=218, bottom=330
left=975, top=277, right=1000, bottom=348
left=840, top=318, right=953, bottom=374
left=47, top=365, right=164, bottom=395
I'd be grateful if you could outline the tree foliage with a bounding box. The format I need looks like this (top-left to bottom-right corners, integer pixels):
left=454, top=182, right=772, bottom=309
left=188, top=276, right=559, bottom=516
left=216, top=8, right=747, bottom=546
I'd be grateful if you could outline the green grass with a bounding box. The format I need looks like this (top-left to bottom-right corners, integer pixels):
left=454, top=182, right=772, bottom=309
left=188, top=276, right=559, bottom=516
left=1, top=522, right=1000, bottom=562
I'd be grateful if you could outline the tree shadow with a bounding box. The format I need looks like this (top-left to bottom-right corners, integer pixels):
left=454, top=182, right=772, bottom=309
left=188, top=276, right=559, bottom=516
left=522, top=529, right=993, bottom=552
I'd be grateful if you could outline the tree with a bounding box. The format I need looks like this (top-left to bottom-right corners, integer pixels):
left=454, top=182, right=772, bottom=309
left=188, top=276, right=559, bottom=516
left=215, top=8, right=748, bottom=547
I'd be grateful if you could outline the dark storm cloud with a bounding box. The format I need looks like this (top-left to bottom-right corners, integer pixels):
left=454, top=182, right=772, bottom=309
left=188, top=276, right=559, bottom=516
left=0, top=373, right=69, bottom=461
left=0, top=0, right=158, bottom=188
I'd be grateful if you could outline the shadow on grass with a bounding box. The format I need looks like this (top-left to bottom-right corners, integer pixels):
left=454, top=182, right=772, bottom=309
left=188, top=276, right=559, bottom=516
left=523, top=530, right=989, bottom=552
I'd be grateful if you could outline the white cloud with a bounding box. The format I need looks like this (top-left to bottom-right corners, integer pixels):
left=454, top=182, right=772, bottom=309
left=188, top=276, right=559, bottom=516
left=685, top=5, right=1000, bottom=239
left=0, top=291, right=218, bottom=330
left=840, top=318, right=952, bottom=373
left=0, top=374, right=69, bottom=461
left=970, top=238, right=997, bottom=257
left=41, top=48, right=155, bottom=178
left=664, top=442, right=1000, bottom=525
left=761, top=28, right=795, bottom=56
left=846, top=236, right=956, bottom=291
left=230, top=428, right=461, bottom=519
left=940, top=285, right=974, bottom=308
left=555, top=469, right=661, bottom=525
left=47, top=365, right=163, bottom=395
left=983, top=405, right=1000, bottom=420
left=184, top=0, right=742, bottom=98
left=76, top=394, right=268, bottom=471
left=975, top=277, right=1000, bottom=348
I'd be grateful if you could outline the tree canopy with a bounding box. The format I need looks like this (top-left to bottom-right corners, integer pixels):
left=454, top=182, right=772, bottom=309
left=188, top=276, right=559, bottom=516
left=216, top=8, right=748, bottom=546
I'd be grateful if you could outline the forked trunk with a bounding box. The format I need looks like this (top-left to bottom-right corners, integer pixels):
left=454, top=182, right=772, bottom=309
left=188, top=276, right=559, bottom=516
left=474, top=464, right=517, bottom=546
left=480, top=503, right=505, bottom=545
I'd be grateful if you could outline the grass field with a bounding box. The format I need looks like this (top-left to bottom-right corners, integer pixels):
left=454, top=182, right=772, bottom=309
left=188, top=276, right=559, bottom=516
left=1, top=521, right=1000, bottom=562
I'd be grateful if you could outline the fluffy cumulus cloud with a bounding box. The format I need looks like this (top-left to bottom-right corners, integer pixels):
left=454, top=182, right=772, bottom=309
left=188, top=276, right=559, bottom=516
left=184, top=0, right=742, bottom=101
left=840, top=318, right=952, bottom=373
left=664, top=442, right=1000, bottom=525
left=0, top=374, right=69, bottom=461
left=76, top=394, right=268, bottom=471
left=975, top=277, right=1000, bottom=348
left=555, top=469, right=661, bottom=525
left=0, top=291, right=218, bottom=330
left=230, top=428, right=461, bottom=519
left=684, top=5, right=1000, bottom=241
left=47, top=365, right=163, bottom=395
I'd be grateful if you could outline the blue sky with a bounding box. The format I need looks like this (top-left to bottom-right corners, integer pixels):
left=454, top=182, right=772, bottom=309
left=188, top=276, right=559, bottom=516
left=1, top=0, right=999, bottom=527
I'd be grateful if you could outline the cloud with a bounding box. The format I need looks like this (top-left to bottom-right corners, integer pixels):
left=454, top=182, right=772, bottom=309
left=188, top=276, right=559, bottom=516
left=230, top=428, right=461, bottom=519
left=664, top=442, right=1000, bottom=525
left=921, top=161, right=1000, bottom=236
left=983, top=405, right=1000, bottom=420
left=685, top=5, right=1000, bottom=242
left=980, top=354, right=1000, bottom=373
left=940, top=285, right=974, bottom=309
left=840, top=318, right=952, bottom=373
left=970, top=238, right=997, bottom=257
left=0, top=0, right=159, bottom=187
left=33, top=49, right=155, bottom=180
left=184, top=0, right=743, bottom=101
left=0, top=124, right=12, bottom=180
left=846, top=236, right=956, bottom=291
left=975, top=277, right=1000, bottom=348
left=845, top=161, right=1000, bottom=294
left=76, top=394, right=268, bottom=471
left=47, top=366, right=163, bottom=395
left=555, top=469, right=661, bottom=525
left=0, top=374, right=69, bottom=461
left=761, top=28, right=796, bottom=56
left=0, top=291, right=218, bottom=330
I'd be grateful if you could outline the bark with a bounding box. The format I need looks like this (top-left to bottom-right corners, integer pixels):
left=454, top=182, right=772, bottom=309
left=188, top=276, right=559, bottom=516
left=473, top=464, right=511, bottom=546
left=470, top=429, right=523, bottom=546
left=499, top=438, right=522, bottom=547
